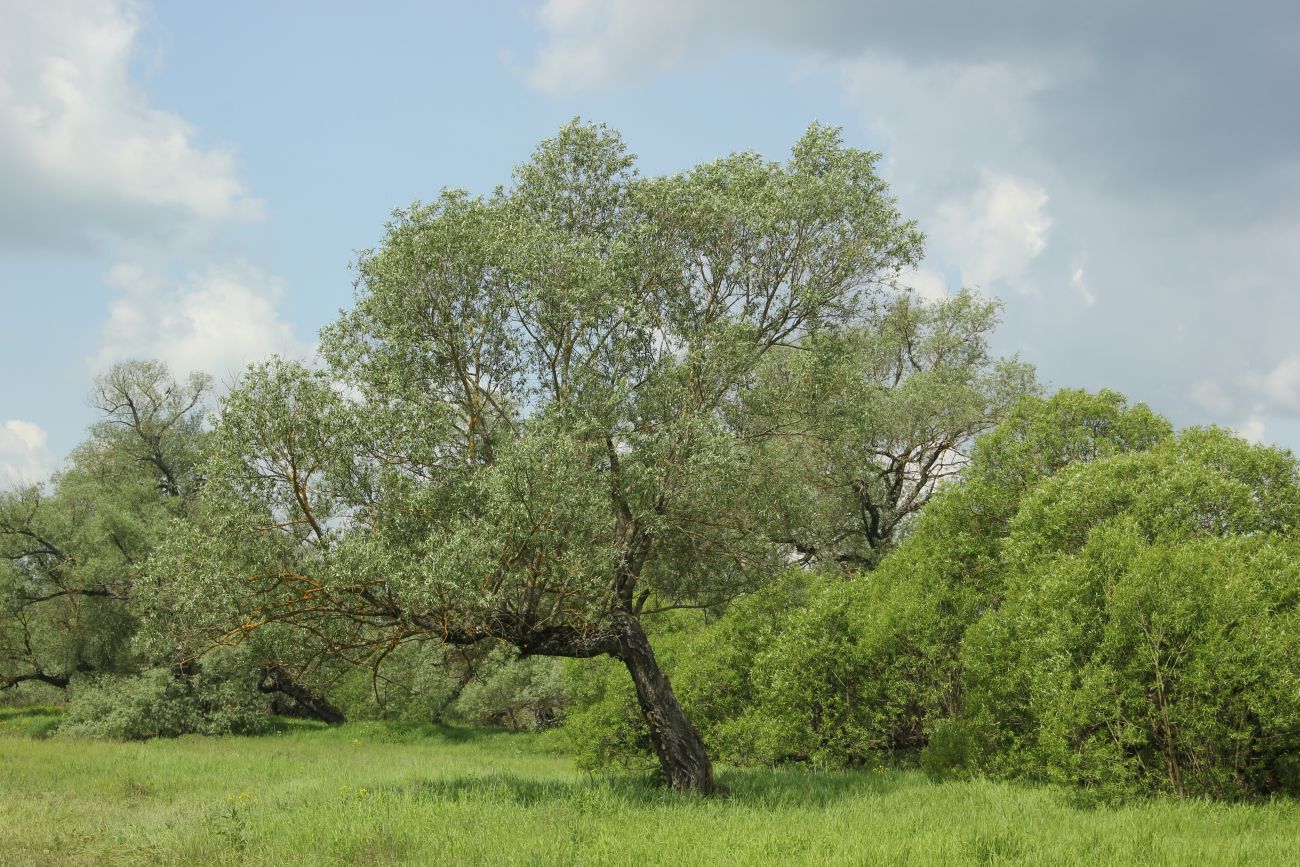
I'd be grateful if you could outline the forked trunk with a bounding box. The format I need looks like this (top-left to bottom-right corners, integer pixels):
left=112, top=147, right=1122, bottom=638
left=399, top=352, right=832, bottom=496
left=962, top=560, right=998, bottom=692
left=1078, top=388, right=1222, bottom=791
left=612, top=609, right=716, bottom=794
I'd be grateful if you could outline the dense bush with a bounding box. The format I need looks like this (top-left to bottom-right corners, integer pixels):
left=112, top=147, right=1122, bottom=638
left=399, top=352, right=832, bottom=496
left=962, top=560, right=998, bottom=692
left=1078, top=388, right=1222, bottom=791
left=57, top=665, right=270, bottom=740
left=560, top=609, right=702, bottom=772
left=667, top=572, right=816, bottom=764
left=737, top=569, right=949, bottom=767
left=562, top=568, right=966, bottom=771
left=328, top=641, right=570, bottom=731
left=559, top=574, right=825, bottom=772
left=960, top=429, right=1300, bottom=798
left=561, top=653, right=653, bottom=773
left=452, top=650, right=567, bottom=732
left=731, top=390, right=1175, bottom=770
left=561, top=391, right=1183, bottom=775
left=329, top=642, right=466, bottom=723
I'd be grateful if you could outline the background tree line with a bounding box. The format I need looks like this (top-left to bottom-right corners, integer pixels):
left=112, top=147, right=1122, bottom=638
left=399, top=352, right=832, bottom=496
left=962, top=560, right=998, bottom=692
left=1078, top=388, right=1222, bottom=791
left=3, top=122, right=1296, bottom=800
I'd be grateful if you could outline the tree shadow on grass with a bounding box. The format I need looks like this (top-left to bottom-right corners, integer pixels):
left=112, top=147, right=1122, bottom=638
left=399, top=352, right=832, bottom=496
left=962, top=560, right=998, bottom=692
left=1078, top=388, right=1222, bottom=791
left=0, top=704, right=64, bottom=720
left=398, top=764, right=927, bottom=810
left=719, top=764, right=930, bottom=808
left=353, top=721, right=521, bottom=744
left=0, top=705, right=64, bottom=738
left=269, top=719, right=523, bottom=743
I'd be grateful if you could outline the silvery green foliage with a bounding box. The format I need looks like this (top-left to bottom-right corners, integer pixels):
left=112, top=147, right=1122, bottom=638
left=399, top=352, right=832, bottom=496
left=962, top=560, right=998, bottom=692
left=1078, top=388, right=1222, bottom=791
left=57, top=663, right=270, bottom=740
left=157, top=121, right=925, bottom=666
left=742, top=289, right=1037, bottom=570
left=1, top=361, right=212, bottom=694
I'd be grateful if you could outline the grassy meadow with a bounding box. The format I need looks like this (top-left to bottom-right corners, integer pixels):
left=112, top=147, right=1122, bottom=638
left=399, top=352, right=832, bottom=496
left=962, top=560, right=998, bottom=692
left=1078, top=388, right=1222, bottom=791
left=2, top=708, right=1299, bottom=866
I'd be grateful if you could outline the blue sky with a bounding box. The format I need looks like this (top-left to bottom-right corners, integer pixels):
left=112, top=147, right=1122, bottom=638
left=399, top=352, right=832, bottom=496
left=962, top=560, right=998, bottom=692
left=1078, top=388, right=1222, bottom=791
left=2, top=0, right=1299, bottom=482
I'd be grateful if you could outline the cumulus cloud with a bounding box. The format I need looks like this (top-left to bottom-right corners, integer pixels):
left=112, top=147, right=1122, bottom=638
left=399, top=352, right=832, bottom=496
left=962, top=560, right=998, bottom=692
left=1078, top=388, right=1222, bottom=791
left=1190, top=355, right=1300, bottom=449
left=525, top=0, right=1297, bottom=218
left=94, top=262, right=310, bottom=382
left=0, top=420, right=56, bottom=487
left=1234, top=416, right=1267, bottom=446
left=527, top=0, right=716, bottom=94
left=930, top=173, right=1051, bottom=289
left=905, top=267, right=950, bottom=303
left=1257, top=357, right=1300, bottom=415
left=0, top=0, right=262, bottom=252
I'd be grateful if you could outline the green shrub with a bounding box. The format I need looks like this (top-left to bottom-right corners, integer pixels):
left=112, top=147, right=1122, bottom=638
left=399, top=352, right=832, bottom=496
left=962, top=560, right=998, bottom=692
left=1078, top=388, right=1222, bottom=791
left=560, top=574, right=814, bottom=772
left=58, top=666, right=269, bottom=740
left=962, top=430, right=1300, bottom=798
left=730, top=575, right=920, bottom=767
left=562, top=654, right=655, bottom=773
left=920, top=717, right=983, bottom=781
left=452, top=647, right=568, bottom=731
left=565, top=400, right=1300, bottom=800
left=668, top=571, right=816, bottom=764
left=725, top=389, right=1174, bottom=771
left=329, top=641, right=570, bottom=729
left=330, top=641, right=465, bottom=723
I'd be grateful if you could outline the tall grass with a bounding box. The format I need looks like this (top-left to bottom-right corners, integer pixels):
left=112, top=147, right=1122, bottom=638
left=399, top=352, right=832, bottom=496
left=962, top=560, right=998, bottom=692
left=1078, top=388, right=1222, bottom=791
left=2, top=708, right=1297, bottom=865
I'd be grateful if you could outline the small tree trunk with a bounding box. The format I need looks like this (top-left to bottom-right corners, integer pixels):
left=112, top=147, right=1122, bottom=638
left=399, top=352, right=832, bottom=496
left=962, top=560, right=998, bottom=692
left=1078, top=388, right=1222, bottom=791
left=612, top=610, right=716, bottom=794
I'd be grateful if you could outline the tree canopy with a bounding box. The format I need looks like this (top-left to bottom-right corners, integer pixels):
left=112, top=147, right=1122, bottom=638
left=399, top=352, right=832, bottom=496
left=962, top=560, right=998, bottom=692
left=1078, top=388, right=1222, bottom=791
left=747, top=289, right=1036, bottom=570
left=150, top=120, right=930, bottom=791
left=0, top=361, right=210, bottom=693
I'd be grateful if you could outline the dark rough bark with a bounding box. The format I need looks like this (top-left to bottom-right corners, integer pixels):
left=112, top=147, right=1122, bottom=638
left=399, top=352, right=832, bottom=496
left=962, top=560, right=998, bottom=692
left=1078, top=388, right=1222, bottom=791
left=423, top=614, right=622, bottom=660
left=612, top=609, right=716, bottom=794
left=258, top=665, right=346, bottom=725
left=1, top=670, right=70, bottom=690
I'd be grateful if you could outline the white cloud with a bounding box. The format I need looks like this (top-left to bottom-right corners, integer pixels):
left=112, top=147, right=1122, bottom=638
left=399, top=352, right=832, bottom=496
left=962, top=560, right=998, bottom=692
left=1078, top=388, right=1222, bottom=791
left=931, top=173, right=1051, bottom=289
left=0, top=420, right=55, bottom=487
left=528, top=0, right=717, bottom=94
left=1193, top=355, right=1300, bottom=432
left=519, top=0, right=1300, bottom=446
left=94, top=262, right=309, bottom=381
left=0, top=0, right=262, bottom=252
left=905, top=267, right=950, bottom=302
left=1070, top=265, right=1095, bottom=307
left=1256, top=357, right=1300, bottom=414
left=1234, top=416, right=1267, bottom=445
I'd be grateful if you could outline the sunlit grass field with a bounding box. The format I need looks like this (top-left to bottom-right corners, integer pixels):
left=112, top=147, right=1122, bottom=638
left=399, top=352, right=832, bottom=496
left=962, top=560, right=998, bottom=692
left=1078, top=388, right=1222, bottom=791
left=2, top=707, right=1298, bottom=866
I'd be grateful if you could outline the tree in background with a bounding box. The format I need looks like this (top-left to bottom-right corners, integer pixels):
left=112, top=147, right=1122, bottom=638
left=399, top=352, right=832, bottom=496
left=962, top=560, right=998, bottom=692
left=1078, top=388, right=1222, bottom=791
left=748, top=289, right=1036, bottom=571
left=148, top=121, right=924, bottom=792
left=2, top=361, right=346, bottom=733
left=0, top=361, right=210, bottom=694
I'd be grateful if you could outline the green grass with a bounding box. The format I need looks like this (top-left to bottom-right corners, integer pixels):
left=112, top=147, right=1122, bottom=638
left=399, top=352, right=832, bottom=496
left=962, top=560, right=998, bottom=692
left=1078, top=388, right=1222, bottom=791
left=2, top=710, right=1298, bottom=866
left=0, top=705, right=64, bottom=739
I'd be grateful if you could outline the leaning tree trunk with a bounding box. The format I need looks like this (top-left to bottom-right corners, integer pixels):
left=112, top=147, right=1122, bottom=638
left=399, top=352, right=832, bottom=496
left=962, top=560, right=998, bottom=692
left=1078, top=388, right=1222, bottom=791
left=612, top=609, right=716, bottom=794
left=258, top=665, right=346, bottom=725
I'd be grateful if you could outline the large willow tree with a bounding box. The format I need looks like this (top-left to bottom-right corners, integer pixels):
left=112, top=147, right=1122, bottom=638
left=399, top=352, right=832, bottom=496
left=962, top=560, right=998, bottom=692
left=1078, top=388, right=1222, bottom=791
left=154, top=122, right=923, bottom=792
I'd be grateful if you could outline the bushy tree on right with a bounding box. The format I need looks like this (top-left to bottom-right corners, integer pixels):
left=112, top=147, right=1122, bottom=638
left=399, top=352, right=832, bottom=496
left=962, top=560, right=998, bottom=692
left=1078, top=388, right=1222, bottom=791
left=959, top=425, right=1300, bottom=798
